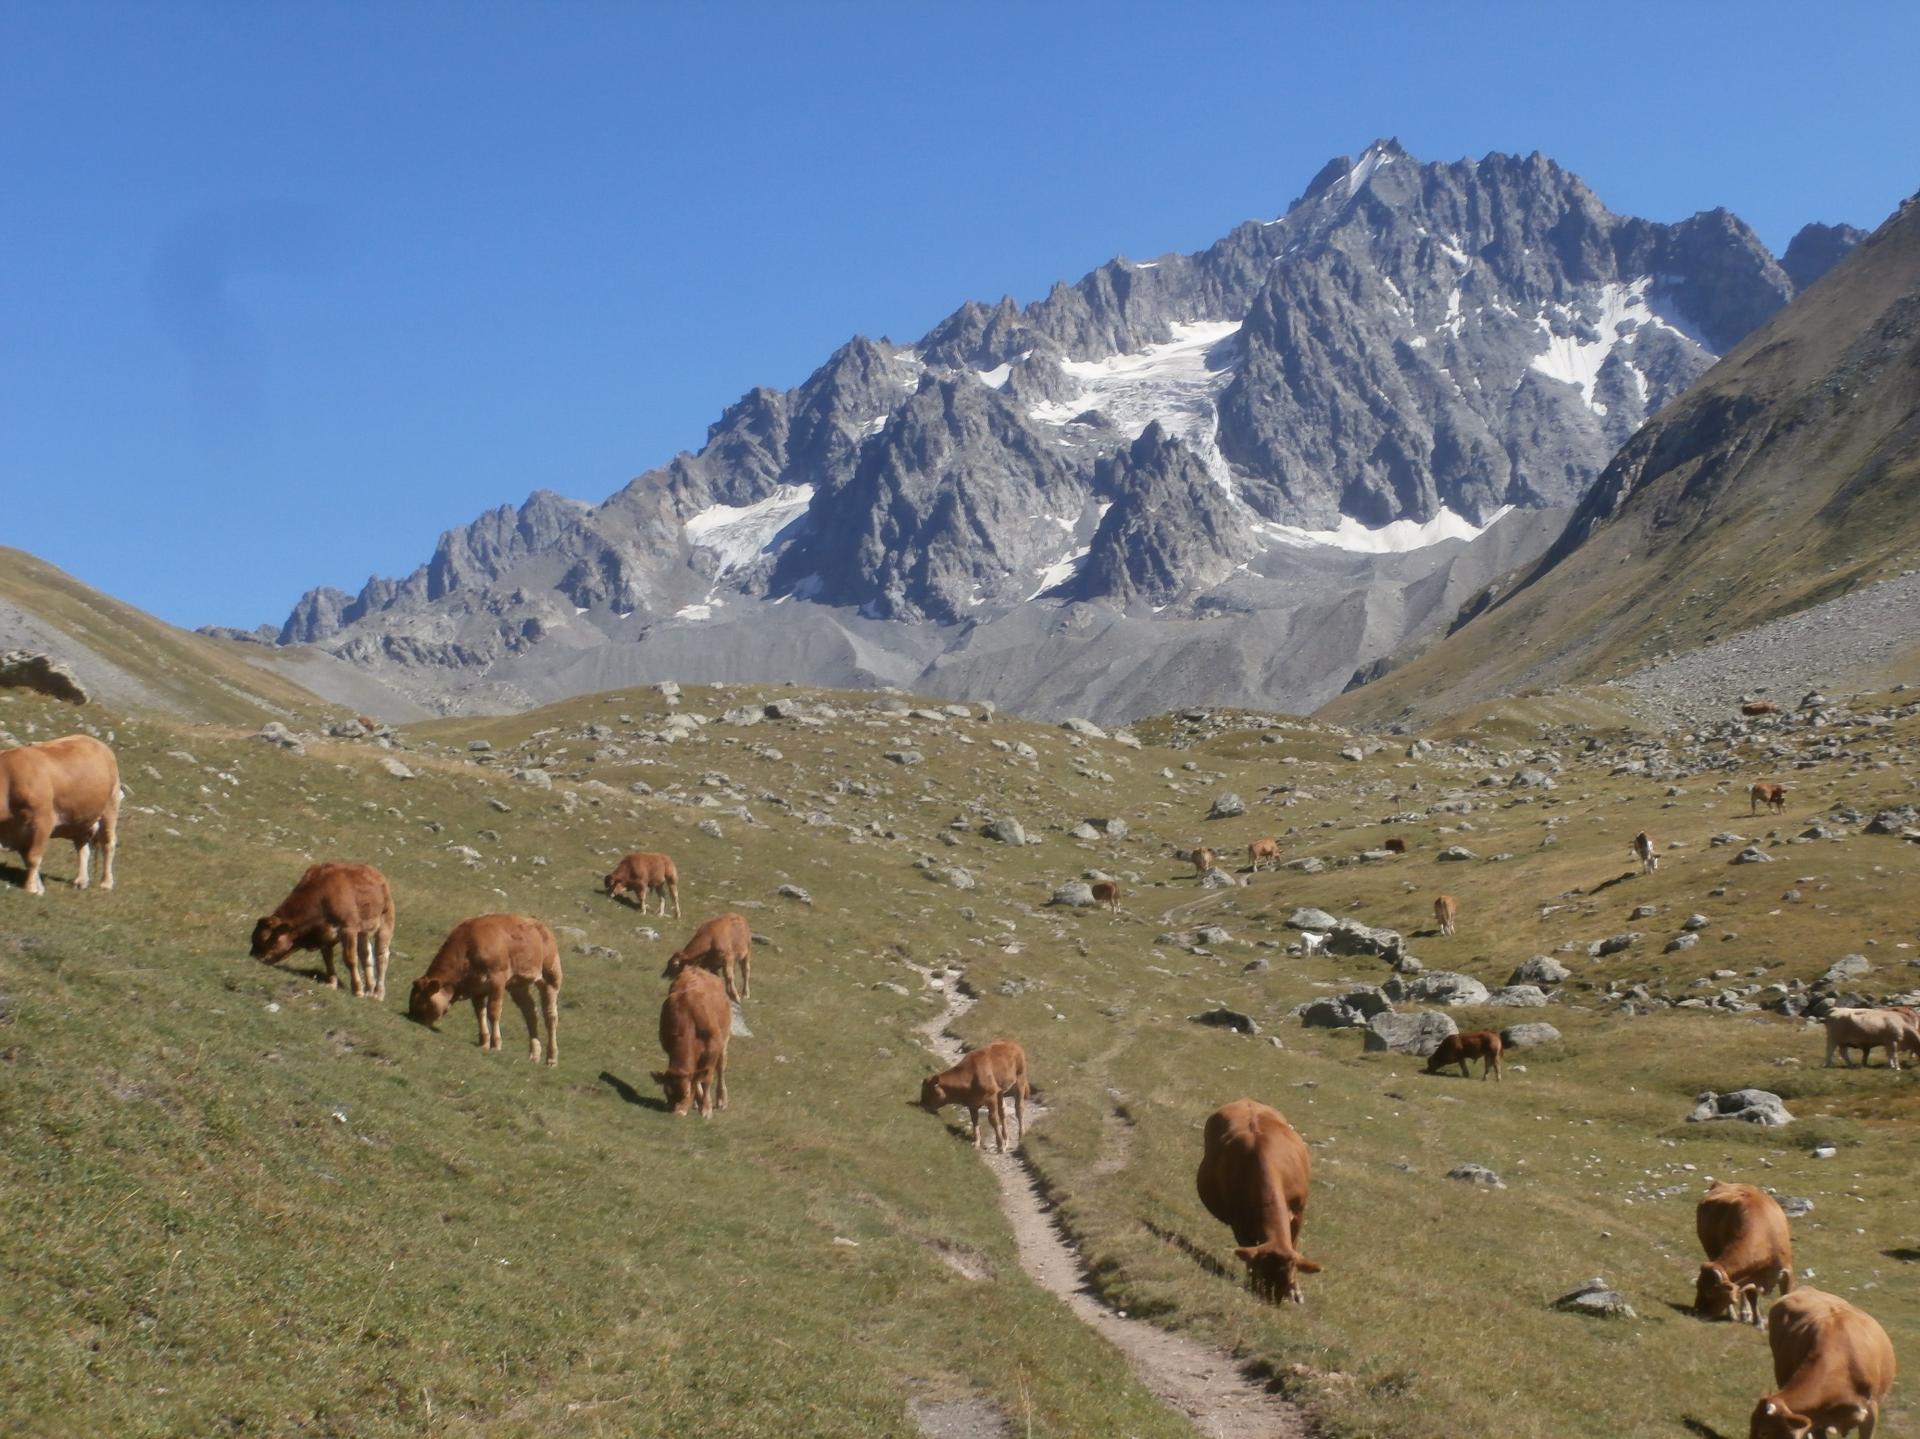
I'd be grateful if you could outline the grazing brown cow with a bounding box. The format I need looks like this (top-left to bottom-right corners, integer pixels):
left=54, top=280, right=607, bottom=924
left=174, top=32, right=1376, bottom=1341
left=1742, top=700, right=1781, bottom=717
left=407, top=914, right=561, bottom=1066
left=1433, top=893, right=1458, bottom=937
left=1090, top=879, right=1121, bottom=914
left=1382, top=837, right=1407, bottom=855
left=663, top=912, right=752, bottom=1002
left=1196, top=1099, right=1321, bottom=1304
left=1631, top=830, right=1658, bottom=874
left=603, top=850, right=681, bottom=917
left=654, top=966, right=730, bottom=1117
left=1248, top=837, right=1280, bottom=872
left=1191, top=846, right=1217, bottom=877
left=0, top=734, right=119, bottom=896
left=250, top=862, right=396, bottom=998
left=1425, top=1030, right=1502, bottom=1081
left=1695, top=1182, right=1794, bottom=1326
left=1749, top=1288, right=1896, bottom=1439
left=1823, top=1008, right=1919, bottom=1071
left=1751, top=782, right=1788, bottom=815
left=918, top=1039, right=1029, bottom=1153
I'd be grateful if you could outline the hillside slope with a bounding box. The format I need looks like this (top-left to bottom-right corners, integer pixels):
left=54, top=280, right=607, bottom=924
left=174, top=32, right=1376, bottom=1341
left=1327, top=194, right=1920, bottom=730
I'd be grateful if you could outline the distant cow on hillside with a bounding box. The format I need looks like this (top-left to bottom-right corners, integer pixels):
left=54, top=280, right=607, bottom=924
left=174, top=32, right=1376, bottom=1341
left=1190, top=846, right=1217, bottom=877
left=1090, top=879, right=1121, bottom=914
left=1742, top=700, right=1780, bottom=717
left=0, top=734, right=119, bottom=895
left=1823, top=1007, right=1919, bottom=1071
left=1751, top=782, right=1788, bottom=815
left=1433, top=894, right=1458, bottom=937
left=1382, top=837, right=1407, bottom=855
left=604, top=850, right=681, bottom=917
left=663, top=912, right=752, bottom=1002
left=250, top=862, right=396, bottom=999
left=407, top=914, right=561, bottom=1066
left=1631, top=830, right=1658, bottom=874
left=1196, top=1099, right=1321, bottom=1304
left=655, top=966, right=730, bottom=1117
left=1425, top=1030, right=1502, bottom=1081
left=1248, top=837, right=1280, bottom=872
left=919, top=1039, right=1030, bottom=1153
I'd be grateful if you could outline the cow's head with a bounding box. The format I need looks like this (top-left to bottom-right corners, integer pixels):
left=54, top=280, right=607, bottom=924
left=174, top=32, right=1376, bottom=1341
left=660, top=951, right=690, bottom=982
left=1693, top=1263, right=1759, bottom=1322
left=249, top=917, right=296, bottom=964
left=918, top=1075, right=951, bottom=1113
left=1748, top=1396, right=1820, bottom=1438
left=1233, top=1240, right=1321, bottom=1304
left=652, top=1068, right=698, bottom=1116
left=408, top=978, right=452, bottom=1028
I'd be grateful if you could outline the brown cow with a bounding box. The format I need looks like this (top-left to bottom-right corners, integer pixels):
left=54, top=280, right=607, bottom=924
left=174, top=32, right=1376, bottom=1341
left=1196, top=1099, right=1321, bottom=1304
left=1751, top=782, right=1788, bottom=815
left=1823, top=1008, right=1919, bottom=1071
left=604, top=850, right=681, bottom=917
left=1749, top=1288, right=1896, bottom=1439
left=654, top=966, right=730, bottom=1117
left=1433, top=894, right=1458, bottom=937
left=1425, top=1030, right=1502, bottom=1081
left=1631, top=830, right=1659, bottom=874
left=663, top=912, right=752, bottom=1002
left=250, top=862, right=396, bottom=999
left=1695, top=1182, right=1794, bottom=1326
left=1742, top=700, right=1781, bottom=717
left=1191, top=846, right=1217, bottom=877
left=1248, top=837, right=1280, bottom=872
left=0, top=734, right=119, bottom=896
left=1382, top=837, right=1408, bottom=855
left=407, top=914, right=561, bottom=1066
left=918, top=1039, right=1029, bottom=1153
left=1090, top=879, right=1121, bottom=914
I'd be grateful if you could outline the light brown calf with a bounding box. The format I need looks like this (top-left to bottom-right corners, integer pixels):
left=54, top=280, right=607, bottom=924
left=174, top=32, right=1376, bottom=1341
left=1695, top=1181, right=1794, bottom=1326
left=1248, top=837, right=1280, bottom=872
left=919, top=1039, right=1029, bottom=1153
left=0, top=734, right=119, bottom=895
left=250, top=861, right=396, bottom=998
left=604, top=850, right=681, bottom=917
left=1196, top=1099, right=1321, bottom=1304
left=663, top=912, right=752, bottom=1002
left=1425, top=1029, right=1502, bottom=1081
left=1191, top=846, right=1217, bottom=876
left=1751, top=782, right=1788, bottom=815
left=654, top=967, right=730, bottom=1117
left=407, top=914, right=561, bottom=1066
left=1742, top=700, right=1781, bottom=717
left=1090, top=879, right=1121, bottom=914
left=1750, top=1288, right=1896, bottom=1438
left=1631, top=830, right=1658, bottom=874
left=1433, top=893, right=1458, bottom=936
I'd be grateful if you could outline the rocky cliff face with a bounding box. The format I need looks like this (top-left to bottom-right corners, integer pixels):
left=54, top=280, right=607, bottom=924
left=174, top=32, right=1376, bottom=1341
left=255, top=141, right=1841, bottom=720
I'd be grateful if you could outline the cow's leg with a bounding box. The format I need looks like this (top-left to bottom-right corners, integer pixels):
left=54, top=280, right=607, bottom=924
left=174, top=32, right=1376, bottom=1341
left=97, top=808, right=116, bottom=891
left=1825, top=1040, right=1840, bottom=1068
left=372, top=924, right=391, bottom=1002
left=73, top=833, right=92, bottom=889
left=967, top=1104, right=982, bottom=1147
left=712, top=1037, right=727, bottom=1112
left=738, top=950, right=751, bottom=1001
left=1012, top=1082, right=1026, bottom=1143
left=342, top=928, right=366, bottom=996
left=669, top=879, right=681, bottom=919
left=19, top=815, right=52, bottom=896
left=321, top=940, right=340, bottom=989
left=506, top=981, right=542, bottom=1063
left=485, top=989, right=506, bottom=1051
left=540, top=981, right=559, bottom=1067
left=471, top=995, right=489, bottom=1049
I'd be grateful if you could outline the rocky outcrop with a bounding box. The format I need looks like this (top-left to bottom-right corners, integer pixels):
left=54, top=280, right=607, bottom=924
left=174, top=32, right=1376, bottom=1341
left=0, top=650, right=87, bottom=704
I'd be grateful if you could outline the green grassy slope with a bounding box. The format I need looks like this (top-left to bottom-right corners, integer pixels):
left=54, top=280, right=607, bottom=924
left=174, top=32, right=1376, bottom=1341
left=4, top=681, right=1919, bottom=1437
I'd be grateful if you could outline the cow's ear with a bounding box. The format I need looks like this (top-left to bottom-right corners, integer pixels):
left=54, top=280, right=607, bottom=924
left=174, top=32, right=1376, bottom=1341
left=1232, top=1246, right=1259, bottom=1265
left=1294, top=1255, right=1324, bottom=1274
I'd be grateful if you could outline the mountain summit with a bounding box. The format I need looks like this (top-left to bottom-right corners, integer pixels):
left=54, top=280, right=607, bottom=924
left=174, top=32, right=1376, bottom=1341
left=263, top=142, right=1848, bottom=720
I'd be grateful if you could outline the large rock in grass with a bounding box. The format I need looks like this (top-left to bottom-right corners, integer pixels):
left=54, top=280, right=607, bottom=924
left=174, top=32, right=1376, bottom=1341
left=0, top=650, right=87, bottom=704
left=1500, top=1022, right=1562, bottom=1048
left=1487, top=985, right=1549, bottom=1008
left=1404, top=972, right=1490, bottom=1007
left=1325, top=917, right=1404, bottom=957
left=1190, top=1007, right=1259, bottom=1036
left=984, top=817, right=1026, bottom=845
left=1553, top=1278, right=1636, bottom=1319
left=1508, top=955, right=1569, bottom=987
left=1288, top=907, right=1340, bottom=932
left=1050, top=882, right=1097, bottom=908
left=1298, top=997, right=1363, bottom=1028
left=1687, top=1089, right=1792, bottom=1126
left=1363, top=1010, right=1457, bottom=1057
left=1207, top=791, right=1246, bottom=819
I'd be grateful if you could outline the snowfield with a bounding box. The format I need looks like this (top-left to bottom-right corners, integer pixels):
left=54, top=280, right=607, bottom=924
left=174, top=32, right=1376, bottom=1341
left=683, top=484, right=815, bottom=575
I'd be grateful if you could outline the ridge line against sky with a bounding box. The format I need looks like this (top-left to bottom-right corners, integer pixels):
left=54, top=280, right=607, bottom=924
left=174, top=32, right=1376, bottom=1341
left=4, top=1, right=1915, bottom=629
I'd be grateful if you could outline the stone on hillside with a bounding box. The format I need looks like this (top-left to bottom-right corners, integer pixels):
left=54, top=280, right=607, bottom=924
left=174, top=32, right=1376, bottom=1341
left=936, top=866, right=976, bottom=891
left=1553, top=1278, right=1635, bottom=1319
left=1665, top=933, right=1700, bottom=953
left=1283, top=855, right=1327, bottom=874
left=697, top=819, right=724, bottom=839
left=1336, top=985, right=1392, bottom=1018
left=1437, top=845, right=1477, bottom=862
left=1207, top=791, right=1246, bottom=819
left=762, top=699, right=799, bottom=719
left=884, top=749, right=923, bottom=766
left=1198, top=868, right=1239, bottom=889
left=1050, top=882, right=1096, bottom=908
left=1324, top=917, right=1403, bottom=957
left=1508, top=956, right=1569, bottom=987
left=514, top=768, right=553, bottom=789
left=1190, top=1008, right=1259, bottom=1036
left=1818, top=954, right=1871, bottom=986
left=628, top=780, right=653, bottom=795
left=1298, top=998, right=1362, bottom=1029
left=1688, top=1089, right=1793, bottom=1127
left=1776, top=1196, right=1815, bottom=1218
left=722, top=706, right=762, bottom=727
left=1339, top=746, right=1364, bottom=762
left=1511, top=768, right=1556, bottom=789
left=1193, top=925, right=1233, bottom=947
left=1866, top=808, right=1920, bottom=834
left=984, top=817, right=1026, bottom=845
left=1500, top=1022, right=1562, bottom=1048
left=257, top=722, right=304, bottom=754
left=1363, top=1010, right=1457, bottom=1056
left=380, top=757, right=416, bottom=780
left=1404, top=971, right=1489, bottom=1006
left=1090, top=817, right=1128, bottom=839
left=0, top=650, right=87, bottom=704
left=775, top=884, right=812, bottom=905
left=329, top=719, right=369, bottom=738
left=1683, top=913, right=1710, bottom=931
left=1732, top=846, right=1774, bottom=864
left=1589, top=932, right=1641, bottom=957
left=1487, top=985, right=1548, bottom=1008
left=1289, top=907, right=1340, bottom=932
left=467, top=739, right=492, bottom=752
left=1060, top=717, right=1106, bottom=738
left=1068, top=821, right=1100, bottom=840
left=1448, top=1163, right=1506, bottom=1189
left=654, top=681, right=681, bottom=698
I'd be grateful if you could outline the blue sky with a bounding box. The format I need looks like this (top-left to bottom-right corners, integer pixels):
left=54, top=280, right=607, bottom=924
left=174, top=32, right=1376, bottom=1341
left=5, top=1, right=1916, bottom=630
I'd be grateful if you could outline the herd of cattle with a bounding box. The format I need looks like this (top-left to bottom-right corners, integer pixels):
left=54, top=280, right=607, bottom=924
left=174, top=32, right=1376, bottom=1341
left=0, top=729, right=1904, bottom=1434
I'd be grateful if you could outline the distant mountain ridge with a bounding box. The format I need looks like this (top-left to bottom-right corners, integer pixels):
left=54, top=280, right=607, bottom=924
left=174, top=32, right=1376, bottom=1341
left=255, top=140, right=1863, bottom=720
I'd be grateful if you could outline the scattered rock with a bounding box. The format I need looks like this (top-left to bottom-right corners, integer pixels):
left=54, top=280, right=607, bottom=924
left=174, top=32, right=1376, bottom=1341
left=1553, top=1278, right=1635, bottom=1319
left=380, top=757, right=416, bottom=780
left=1436, top=845, right=1477, bottom=862
left=1508, top=956, right=1569, bottom=987
left=1050, top=882, right=1097, bottom=909
left=467, top=739, right=492, bottom=752
left=1448, top=1163, right=1506, bottom=1189
left=1189, top=1008, right=1259, bottom=1036
left=0, top=650, right=87, bottom=704
left=1339, top=746, right=1364, bottom=763
left=1732, top=846, right=1774, bottom=864
left=1500, top=1022, right=1562, bottom=1049
left=514, top=768, right=554, bottom=790
left=1059, top=717, right=1106, bottom=738
left=1819, top=954, right=1871, bottom=987
left=1363, top=1010, right=1458, bottom=1056
left=1404, top=972, right=1490, bottom=1007
left=1775, top=1196, right=1815, bottom=1218
left=1588, top=932, right=1641, bottom=958
left=775, top=884, right=812, bottom=905
left=983, top=817, right=1026, bottom=845
left=1487, top=985, right=1549, bottom=1008
left=257, top=722, right=304, bottom=754
left=1687, top=1089, right=1793, bottom=1127
left=697, top=819, right=724, bottom=839
left=885, top=750, right=924, bottom=766
left=1206, top=792, right=1246, bottom=819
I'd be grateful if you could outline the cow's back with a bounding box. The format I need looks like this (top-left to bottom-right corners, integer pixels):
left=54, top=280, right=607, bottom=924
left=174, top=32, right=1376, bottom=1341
left=1, top=734, right=118, bottom=821
left=661, top=967, right=729, bottom=1050
left=1198, top=1099, right=1307, bottom=1230
left=430, top=913, right=559, bottom=986
left=1768, top=1288, right=1897, bottom=1392
left=1697, top=1182, right=1785, bottom=1257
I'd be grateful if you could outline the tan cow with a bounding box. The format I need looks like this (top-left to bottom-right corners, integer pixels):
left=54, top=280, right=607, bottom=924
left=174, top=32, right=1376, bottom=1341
left=1823, top=1008, right=1919, bottom=1071
left=918, top=1039, right=1029, bottom=1153
left=663, top=912, right=752, bottom=1002
left=1191, top=846, right=1217, bottom=877
left=1749, top=1288, right=1896, bottom=1439
left=654, top=966, right=730, bottom=1117
left=603, top=850, right=681, bottom=917
left=250, top=862, right=396, bottom=998
left=1090, top=879, right=1121, bottom=914
left=1248, top=837, right=1280, bottom=872
left=1742, top=700, right=1781, bottom=717
left=1425, top=1030, right=1502, bottom=1081
left=1751, top=782, right=1788, bottom=815
left=1433, top=894, right=1458, bottom=937
left=1695, top=1182, right=1794, bottom=1326
left=1196, top=1099, right=1321, bottom=1304
left=1631, top=830, right=1658, bottom=874
left=0, top=734, right=119, bottom=895
left=407, top=914, right=561, bottom=1066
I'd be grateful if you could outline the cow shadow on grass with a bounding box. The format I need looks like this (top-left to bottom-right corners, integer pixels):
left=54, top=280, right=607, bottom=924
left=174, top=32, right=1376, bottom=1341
left=1884, top=1246, right=1920, bottom=1262
left=1140, top=1218, right=1235, bottom=1284
left=1680, top=1417, right=1734, bottom=1439
left=1585, top=870, right=1642, bottom=897
left=599, top=1070, right=669, bottom=1113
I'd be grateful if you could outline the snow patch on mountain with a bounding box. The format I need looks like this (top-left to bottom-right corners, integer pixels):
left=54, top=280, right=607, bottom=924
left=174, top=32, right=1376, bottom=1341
left=684, top=484, right=815, bottom=574
left=1527, top=279, right=1702, bottom=413
left=1259, top=504, right=1515, bottom=555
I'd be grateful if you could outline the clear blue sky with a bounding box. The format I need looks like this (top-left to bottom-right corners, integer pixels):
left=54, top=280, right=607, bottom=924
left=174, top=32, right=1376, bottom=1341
left=5, top=1, right=1915, bottom=631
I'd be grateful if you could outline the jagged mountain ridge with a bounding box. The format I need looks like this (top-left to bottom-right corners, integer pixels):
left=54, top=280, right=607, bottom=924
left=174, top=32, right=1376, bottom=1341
left=260, top=141, right=1862, bottom=720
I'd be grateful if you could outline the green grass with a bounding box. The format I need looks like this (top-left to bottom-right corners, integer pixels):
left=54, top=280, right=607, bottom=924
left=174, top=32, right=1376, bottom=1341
left=4, top=680, right=1919, bottom=1437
